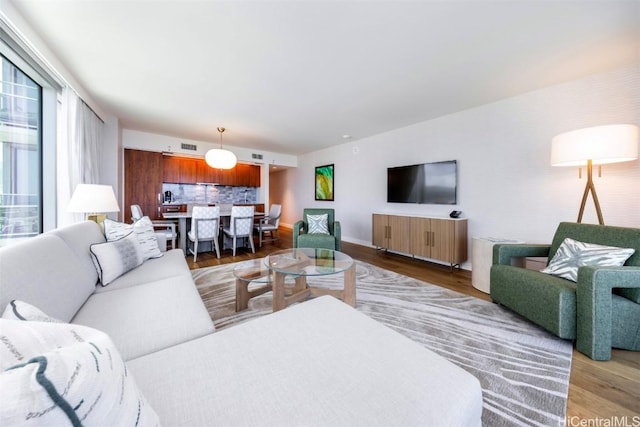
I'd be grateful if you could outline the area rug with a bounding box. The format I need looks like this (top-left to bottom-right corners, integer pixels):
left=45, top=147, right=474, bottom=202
left=192, top=260, right=573, bottom=426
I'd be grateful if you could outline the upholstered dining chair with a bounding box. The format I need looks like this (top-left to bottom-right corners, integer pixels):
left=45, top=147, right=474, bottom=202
left=131, top=204, right=177, bottom=249
left=293, top=208, right=341, bottom=251
left=222, top=205, right=256, bottom=256
left=254, top=204, right=281, bottom=247
left=188, top=206, right=221, bottom=262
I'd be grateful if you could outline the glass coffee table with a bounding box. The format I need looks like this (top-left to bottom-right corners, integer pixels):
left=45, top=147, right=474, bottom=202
left=233, top=259, right=272, bottom=312
left=265, top=248, right=356, bottom=312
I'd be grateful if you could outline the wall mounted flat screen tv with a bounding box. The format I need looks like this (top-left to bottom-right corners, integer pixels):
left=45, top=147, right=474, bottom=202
left=387, top=160, right=457, bottom=204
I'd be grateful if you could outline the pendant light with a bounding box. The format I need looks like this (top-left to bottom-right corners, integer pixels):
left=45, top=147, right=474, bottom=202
left=205, top=127, right=237, bottom=169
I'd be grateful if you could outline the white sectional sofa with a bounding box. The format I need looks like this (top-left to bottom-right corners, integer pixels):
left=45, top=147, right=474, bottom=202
left=0, top=221, right=483, bottom=426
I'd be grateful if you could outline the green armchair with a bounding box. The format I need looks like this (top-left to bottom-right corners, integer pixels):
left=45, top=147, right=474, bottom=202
left=293, top=208, right=341, bottom=251
left=490, top=222, right=640, bottom=360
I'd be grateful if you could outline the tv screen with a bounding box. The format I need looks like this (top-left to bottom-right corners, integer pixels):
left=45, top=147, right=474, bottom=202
left=387, top=160, right=457, bottom=204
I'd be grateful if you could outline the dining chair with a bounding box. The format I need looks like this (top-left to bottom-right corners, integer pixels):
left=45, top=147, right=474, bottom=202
left=254, top=204, right=281, bottom=247
left=131, top=204, right=178, bottom=249
left=223, top=205, right=255, bottom=256
left=188, top=206, right=221, bottom=262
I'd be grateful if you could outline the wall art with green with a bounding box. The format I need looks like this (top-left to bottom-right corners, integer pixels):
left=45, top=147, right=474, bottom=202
left=315, top=164, right=334, bottom=201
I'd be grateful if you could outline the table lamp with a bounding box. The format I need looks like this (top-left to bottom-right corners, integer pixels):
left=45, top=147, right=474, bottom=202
left=551, top=124, right=639, bottom=225
left=67, top=184, right=120, bottom=224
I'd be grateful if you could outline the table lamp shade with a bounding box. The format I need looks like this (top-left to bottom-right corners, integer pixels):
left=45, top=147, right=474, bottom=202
left=68, top=184, right=120, bottom=214
left=551, top=124, right=639, bottom=166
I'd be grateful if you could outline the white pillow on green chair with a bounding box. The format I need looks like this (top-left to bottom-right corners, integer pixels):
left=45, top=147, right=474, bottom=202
left=307, top=214, right=329, bottom=234
left=542, top=237, right=635, bottom=282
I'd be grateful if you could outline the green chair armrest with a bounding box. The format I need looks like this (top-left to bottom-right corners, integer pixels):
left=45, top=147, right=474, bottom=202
left=334, top=221, right=341, bottom=251
left=492, top=244, right=551, bottom=266
left=576, top=266, right=640, bottom=360
left=292, top=220, right=305, bottom=247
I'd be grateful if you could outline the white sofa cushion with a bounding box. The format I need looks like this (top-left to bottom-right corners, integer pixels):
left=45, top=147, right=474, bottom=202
left=104, top=217, right=163, bottom=261
left=2, top=300, right=61, bottom=323
left=90, top=232, right=144, bottom=286
left=0, top=319, right=159, bottom=426
left=0, top=233, right=97, bottom=322
left=93, top=249, right=190, bottom=294
left=128, top=296, right=483, bottom=426
left=73, top=273, right=215, bottom=360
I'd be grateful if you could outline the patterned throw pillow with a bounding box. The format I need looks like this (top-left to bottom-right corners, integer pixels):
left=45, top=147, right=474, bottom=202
left=0, top=319, right=159, bottom=426
left=90, top=232, right=144, bottom=286
left=104, top=217, right=163, bottom=261
left=541, top=237, right=635, bottom=282
left=2, top=300, right=61, bottom=323
left=307, top=214, right=329, bottom=234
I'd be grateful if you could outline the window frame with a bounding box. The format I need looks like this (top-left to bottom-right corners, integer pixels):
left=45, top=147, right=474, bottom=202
left=0, top=34, right=58, bottom=236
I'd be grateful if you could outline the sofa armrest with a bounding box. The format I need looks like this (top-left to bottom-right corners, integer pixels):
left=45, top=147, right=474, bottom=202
left=334, top=221, right=341, bottom=251
left=492, top=244, right=551, bottom=265
left=576, top=266, right=640, bottom=360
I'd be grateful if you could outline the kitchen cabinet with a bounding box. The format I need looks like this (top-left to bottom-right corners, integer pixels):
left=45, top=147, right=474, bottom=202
left=162, top=156, right=181, bottom=183
left=373, top=213, right=467, bottom=268
left=162, top=154, right=261, bottom=187
left=125, top=149, right=163, bottom=221
left=179, top=158, right=198, bottom=184
left=196, top=160, right=218, bottom=184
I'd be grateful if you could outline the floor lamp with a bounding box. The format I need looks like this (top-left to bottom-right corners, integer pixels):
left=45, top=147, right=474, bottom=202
left=68, top=184, right=120, bottom=224
left=551, top=124, right=639, bottom=225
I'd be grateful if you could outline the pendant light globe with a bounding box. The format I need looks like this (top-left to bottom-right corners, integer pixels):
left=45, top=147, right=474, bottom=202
left=205, top=127, right=237, bottom=169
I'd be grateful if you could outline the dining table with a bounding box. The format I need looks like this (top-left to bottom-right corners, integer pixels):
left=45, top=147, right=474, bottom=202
left=163, top=207, right=264, bottom=255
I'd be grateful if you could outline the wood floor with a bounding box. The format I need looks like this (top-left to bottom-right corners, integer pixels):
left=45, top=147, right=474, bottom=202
left=186, top=228, right=640, bottom=421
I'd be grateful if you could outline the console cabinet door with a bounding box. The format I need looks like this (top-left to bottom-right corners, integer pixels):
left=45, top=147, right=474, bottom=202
left=388, top=215, right=410, bottom=253
left=430, top=219, right=455, bottom=262
left=410, top=217, right=431, bottom=258
left=372, top=214, right=389, bottom=248
left=372, top=214, right=468, bottom=267
left=372, top=214, right=410, bottom=253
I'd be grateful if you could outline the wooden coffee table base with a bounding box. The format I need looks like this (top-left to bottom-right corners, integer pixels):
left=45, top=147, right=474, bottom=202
left=272, top=264, right=356, bottom=312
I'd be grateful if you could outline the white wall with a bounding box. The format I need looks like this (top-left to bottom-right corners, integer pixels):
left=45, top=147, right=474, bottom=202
left=281, top=64, right=640, bottom=269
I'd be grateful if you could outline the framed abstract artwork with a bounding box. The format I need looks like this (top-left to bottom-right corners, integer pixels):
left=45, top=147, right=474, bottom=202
left=315, top=164, right=334, bottom=201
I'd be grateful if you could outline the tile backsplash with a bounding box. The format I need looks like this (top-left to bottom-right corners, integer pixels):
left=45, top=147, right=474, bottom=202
left=162, top=183, right=257, bottom=205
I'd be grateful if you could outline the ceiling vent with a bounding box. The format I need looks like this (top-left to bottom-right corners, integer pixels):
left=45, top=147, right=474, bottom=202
left=181, top=143, right=197, bottom=151
left=251, top=153, right=264, bottom=160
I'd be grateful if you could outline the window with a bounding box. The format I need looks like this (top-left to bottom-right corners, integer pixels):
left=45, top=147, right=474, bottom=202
left=0, top=54, right=42, bottom=246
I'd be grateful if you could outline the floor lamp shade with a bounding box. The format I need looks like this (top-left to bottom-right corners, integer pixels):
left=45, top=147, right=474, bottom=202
left=550, top=124, right=639, bottom=225
left=551, top=124, right=639, bottom=166
left=68, top=184, right=120, bottom=223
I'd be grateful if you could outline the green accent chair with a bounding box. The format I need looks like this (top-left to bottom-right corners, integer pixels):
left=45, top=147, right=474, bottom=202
left=293, top=208, right=341, bottom=251
left=490, top=222, right=640, bottom=361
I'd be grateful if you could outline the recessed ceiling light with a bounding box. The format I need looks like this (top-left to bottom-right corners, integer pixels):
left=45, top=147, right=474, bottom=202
left=342, top=134, right=352, bottom=139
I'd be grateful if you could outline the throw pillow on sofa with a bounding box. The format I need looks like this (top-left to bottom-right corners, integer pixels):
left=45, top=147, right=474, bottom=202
left=90, top=232, right=144, bottom=286
left=542, top=237, right=635, bottom=282
left=2, top=300, right=61, bottom=323
left=104, top=216, right=163, bottom=261
left=0, top=319, right=160, bottom=426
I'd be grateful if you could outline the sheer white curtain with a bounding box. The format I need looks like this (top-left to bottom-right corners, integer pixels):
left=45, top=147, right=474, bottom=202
left=56, top=87, right=103, bottom=226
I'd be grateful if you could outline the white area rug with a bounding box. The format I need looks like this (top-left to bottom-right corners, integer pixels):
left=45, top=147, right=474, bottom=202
left=193, top=260, right=573, bottom=426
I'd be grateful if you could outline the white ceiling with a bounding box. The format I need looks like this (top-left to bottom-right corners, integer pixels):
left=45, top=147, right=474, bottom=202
left=9, top=0, right=640, bottom=155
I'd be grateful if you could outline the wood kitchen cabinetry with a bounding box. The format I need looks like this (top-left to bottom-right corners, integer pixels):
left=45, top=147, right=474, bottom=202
left=125, top=149, right=163, bottom=221
left=372, top=213, right=467, bottom=268
left=162, top=154, right=260, bottom=187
